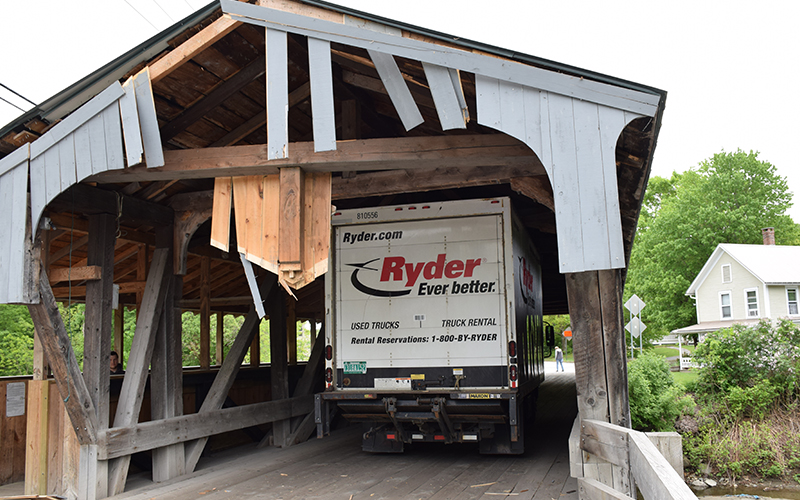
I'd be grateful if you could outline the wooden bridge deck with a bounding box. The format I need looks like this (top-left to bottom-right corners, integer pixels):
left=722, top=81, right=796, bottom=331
left=112, top=368, right=577, bottom=500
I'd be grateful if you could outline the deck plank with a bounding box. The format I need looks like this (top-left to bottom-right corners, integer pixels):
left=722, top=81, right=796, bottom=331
left=113, top=367, right=578, bottom=500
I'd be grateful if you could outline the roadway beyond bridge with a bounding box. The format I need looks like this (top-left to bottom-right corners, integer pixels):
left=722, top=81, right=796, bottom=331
left=112, top=369, right=577, bottom=500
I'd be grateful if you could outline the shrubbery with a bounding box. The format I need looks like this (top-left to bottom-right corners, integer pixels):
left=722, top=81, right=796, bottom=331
left=678, top=320, right=800, bottom=481
left=693, top=319, right=800, bottom=420
left=628, top=352, right=693, bottom=431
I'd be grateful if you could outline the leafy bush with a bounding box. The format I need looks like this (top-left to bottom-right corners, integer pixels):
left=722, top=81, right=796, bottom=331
left=628, top=352, right=693, bottom=431
left=694, top=319, right=800, bottom=419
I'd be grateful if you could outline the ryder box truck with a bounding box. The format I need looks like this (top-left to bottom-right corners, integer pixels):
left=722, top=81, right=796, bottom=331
left=315, top=197, right=545, bottom=454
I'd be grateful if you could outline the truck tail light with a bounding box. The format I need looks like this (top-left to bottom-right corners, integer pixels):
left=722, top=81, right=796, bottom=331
left=509, top=365, right=518, bottom=381
left=508, top=340, right=516, bottom=357
left=325, top=368, right=333, bottom=383
left=325, top=345, right=332, bottom=360
left=386, top=433, right=397, bottom=441
left=434, top=434, right=445, bottom=441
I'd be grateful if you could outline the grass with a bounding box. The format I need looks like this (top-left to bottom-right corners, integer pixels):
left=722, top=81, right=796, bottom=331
left=671, top=369, right=698, bottom=388
left=652, top=346, right=680, bottom=357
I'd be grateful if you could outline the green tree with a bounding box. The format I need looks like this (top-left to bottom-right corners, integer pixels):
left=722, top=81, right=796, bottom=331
left=626, top=150, right=799, bottom=334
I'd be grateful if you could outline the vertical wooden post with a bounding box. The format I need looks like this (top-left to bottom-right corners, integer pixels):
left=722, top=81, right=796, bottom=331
left=113, top=306, right=124, bottom=366
left=287, top=299, right=297, bottom=365
left=216, top=311, right=224, bottom=365
left=566, top=268, right=632, bottom=495
left=82, top=213, right=115, bottom=499
left=151, top=269, right=185, bottom=482
left=200, top=256, right=211, bottom=370
left=136, top=243, right=148, bottom=314
left=250, top=330, right=261, bottom=367
left=269, top=287, right=290, bottom=447
left=24, top=380, right=49, bottom=495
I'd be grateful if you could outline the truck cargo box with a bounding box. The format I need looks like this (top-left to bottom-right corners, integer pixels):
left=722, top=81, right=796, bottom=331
left=316, top=197, right=544, bottom=453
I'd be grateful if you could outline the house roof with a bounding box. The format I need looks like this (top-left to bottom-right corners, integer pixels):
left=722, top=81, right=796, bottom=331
left=671, top=318, right=761, bottom=335
left=686, top=243, right=800, bottom=295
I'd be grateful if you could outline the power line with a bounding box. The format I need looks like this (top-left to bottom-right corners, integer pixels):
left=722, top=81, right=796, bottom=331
left=120, top=0, right=159, bottom=30
left=150, top=0, right=175, bottom=22
left=0, top=83, right=36, bottom=106
left=0, top=95, right=26, bottom=112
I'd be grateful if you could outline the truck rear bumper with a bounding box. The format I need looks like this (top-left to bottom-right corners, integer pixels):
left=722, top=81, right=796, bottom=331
left=315, top=390, right=524, bottom=454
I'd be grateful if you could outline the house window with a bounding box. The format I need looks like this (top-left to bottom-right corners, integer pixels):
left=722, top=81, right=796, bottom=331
left=745, top=288, right=759, bottom=318
left=720, top=292, right=732, bottom=319
left=721, top=264, right=732, bottom=283
left=788, top=288, right=799, bottom=316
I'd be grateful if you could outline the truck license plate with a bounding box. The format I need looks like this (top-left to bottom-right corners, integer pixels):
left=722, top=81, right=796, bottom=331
left=343, top=361, right=367, bottom=374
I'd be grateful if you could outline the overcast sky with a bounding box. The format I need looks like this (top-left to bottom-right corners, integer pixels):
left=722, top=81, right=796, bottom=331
left=2, top=0, right=798, bottom=221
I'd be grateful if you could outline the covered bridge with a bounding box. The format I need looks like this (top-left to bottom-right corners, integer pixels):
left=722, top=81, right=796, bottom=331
left=0, top=0, right=671, bottom=499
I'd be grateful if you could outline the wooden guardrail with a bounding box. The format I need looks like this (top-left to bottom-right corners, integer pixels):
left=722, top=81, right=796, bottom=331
left=569, top=418, right=697, bottom=500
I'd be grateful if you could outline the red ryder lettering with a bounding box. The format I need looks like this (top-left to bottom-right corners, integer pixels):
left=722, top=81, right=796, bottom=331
left=380, top=254, right=482, bottom=287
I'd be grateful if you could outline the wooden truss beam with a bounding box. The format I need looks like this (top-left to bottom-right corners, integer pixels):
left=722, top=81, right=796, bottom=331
left=99, top=395, right=313, bottom=460
left=90, top=134, right=541, bottom=183
left=48, top=183, right=173, bottom=228
left=149, top=16, right=241, bottom=83
left=184, top=274, right=277, bottom=473
left=28, top=273, right=99, bottom=445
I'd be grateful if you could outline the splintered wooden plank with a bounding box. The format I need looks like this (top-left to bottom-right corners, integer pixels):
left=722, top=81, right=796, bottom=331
left=133, top=67, right=165, bottom=168
left=368, top=49, right=424, bottom=131
left=29, top=82, right=124, bottom=160
left=422, top=62, right=466, bottom=130
left=210, top=177, right=233, bottom=252
left=223, top=0, right=660, bottom=116
left=308, top=37, right=336, bottom=152
left=119, top=77, right=144, bottom=167
left=86, top=112, right=109, bottom=177
left=260, top=174, right=280, bottom=274
left=266, top=28, right=289, bottom=160
left=244, top=176, right=264, bottom=265
left=102, top=100, right=124, bottom=172
left=278, top=166, right=303, bottom=272
left=305, top=172, right=331, bottom=278
left=0, top=145, right=29, bottom=304
left=231, top=176, right=251, bottom=255
left=239, top=253, right=265, bottom=319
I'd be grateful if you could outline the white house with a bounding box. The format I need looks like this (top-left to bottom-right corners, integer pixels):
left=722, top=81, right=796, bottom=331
left=673, top=229, right=800, bottom=340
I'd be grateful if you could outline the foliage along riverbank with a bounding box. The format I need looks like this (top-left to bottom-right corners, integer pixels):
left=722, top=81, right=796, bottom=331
left=629, top=319, right=800, bottom=485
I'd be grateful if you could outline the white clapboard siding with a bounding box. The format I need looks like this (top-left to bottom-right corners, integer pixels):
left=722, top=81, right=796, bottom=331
left=308, top=37, right=336, bottom=152
left=476, top=75, right=639, bottom=273
left=120, top=77, right=144, bottom=167
left=133, top=67, right=165, bottom=168
left=222, top=0, right=660, bottom=116
left=368, top=50, right=424, bottom=131
left=0, top=145, right=30, bottom=304
left=266, top=28, right=289, bottom=160
left=422, top=62, right=466, bottom=130
left=29, top=82, right=127, bottom=235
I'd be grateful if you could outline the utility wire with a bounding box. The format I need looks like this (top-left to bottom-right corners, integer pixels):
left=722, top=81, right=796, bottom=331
left=0, top=95, right=26, bottom=112
left=120, top=0, right=159, bottom=30
left=0, top=83, right=36, bottom=106
left=150, top=0, right=175, bottom=22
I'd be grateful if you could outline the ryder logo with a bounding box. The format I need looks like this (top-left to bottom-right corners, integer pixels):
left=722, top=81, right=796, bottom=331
left=348, top=254, right=487, bottom=298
